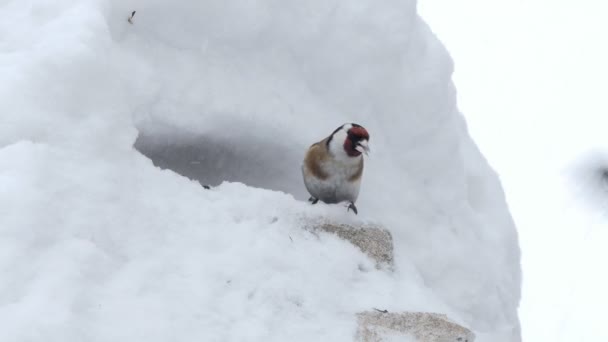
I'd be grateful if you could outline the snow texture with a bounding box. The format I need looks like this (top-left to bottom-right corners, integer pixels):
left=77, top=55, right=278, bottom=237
left=0, top=0, right=521, bottom=341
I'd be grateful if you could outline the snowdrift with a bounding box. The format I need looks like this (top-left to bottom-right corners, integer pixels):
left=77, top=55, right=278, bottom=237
left=0, top=0, right=521, bottom=341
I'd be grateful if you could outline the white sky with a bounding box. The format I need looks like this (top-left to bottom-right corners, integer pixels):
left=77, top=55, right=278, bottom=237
left=419, top=0, right=608, bottom=340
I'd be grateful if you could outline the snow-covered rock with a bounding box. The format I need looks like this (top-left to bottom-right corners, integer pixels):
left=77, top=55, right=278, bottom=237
left=356, top=311, right=475, bottom=342
left=306, top=221, right=394, bottom=268
left=0, top=0, right=521, bottom=341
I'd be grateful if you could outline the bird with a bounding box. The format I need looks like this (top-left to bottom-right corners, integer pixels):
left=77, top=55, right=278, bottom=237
left=301, top=123, right=370, bottom=214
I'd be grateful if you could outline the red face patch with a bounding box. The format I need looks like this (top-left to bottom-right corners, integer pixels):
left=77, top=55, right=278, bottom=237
left=343, top=125, right=369, bottom=157
left=343, top=139, right=359, bottom=157
left=348, top=126, right=369, bottom=140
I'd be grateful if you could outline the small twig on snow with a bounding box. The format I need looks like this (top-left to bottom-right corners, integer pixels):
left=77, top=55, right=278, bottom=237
left=128, top=11, right=136, bottom=24
left=373, top=308, right=388, bottom=314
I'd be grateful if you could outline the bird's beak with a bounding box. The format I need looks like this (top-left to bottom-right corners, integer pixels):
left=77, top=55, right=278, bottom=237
left=355, top=140, right=370, bottom=155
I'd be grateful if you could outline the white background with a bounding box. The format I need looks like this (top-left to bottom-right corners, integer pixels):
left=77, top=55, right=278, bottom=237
left=420, top=0, right=608, bottom=340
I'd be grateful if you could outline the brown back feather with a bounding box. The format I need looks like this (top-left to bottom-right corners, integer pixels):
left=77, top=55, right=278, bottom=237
left=304, top=138, right=331, bottom=180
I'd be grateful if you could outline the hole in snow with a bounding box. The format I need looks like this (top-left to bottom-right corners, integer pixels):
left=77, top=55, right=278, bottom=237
left=133, top=123, right=309, bottom=200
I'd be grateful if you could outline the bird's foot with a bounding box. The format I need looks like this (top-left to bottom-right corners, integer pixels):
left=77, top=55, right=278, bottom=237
left=347, top=202, right=358, bottom=215
left=308, top=197, right=319, bottom=205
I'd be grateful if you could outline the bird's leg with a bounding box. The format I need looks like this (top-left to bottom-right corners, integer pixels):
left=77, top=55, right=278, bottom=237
left=308, top=197, right=319, bottom=205
left=347, top=202, right=358, bottom=215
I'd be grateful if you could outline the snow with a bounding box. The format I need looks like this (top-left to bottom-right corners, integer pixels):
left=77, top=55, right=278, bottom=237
left=1, top=0, right=521, bottom=341
left=420, top=0, right=608, bottom=340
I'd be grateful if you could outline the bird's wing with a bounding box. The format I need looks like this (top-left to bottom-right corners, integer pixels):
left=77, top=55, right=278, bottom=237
left=304, top=139, right=331, bottom=180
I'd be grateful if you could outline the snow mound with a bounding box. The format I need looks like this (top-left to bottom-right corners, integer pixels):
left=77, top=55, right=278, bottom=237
left=0, top=0, right=521, bottom=341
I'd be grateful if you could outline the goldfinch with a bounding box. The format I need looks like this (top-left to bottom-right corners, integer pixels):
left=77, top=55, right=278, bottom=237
left=301, top=123, right=370, bottom=214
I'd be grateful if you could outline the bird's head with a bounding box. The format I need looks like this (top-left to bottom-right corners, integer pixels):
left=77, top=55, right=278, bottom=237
left=328, top=123, right=370, bottom=158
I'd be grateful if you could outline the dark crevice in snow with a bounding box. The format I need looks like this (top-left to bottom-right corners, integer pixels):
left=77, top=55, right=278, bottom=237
left=134, top=124, right=309, bottom=200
